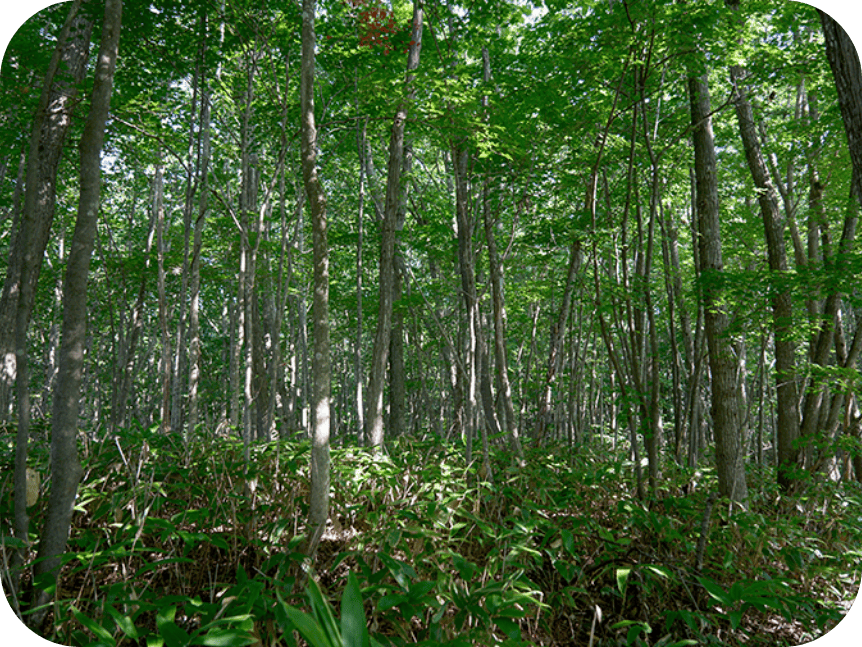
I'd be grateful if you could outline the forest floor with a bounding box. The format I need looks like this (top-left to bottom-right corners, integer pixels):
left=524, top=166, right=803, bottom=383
left=2, top=424, right=861, bottom=646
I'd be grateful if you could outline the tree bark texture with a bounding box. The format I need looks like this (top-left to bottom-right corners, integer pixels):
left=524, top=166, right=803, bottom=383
left=9, top=3, right=94, bottom=587
left=300, top=0, right=330, bottom=558
left=2, top=0, right=93, bottom=405
left=31, top=0, right=121, bottom=623
left=820, top=11, right=862, bottom=206
left=365, top=2, right=423, bottom=450
left=687, top=72, right=748, bottom=505
left=729, top=65, right=801, bottom=492
left=154, top=156, right=173, bottom=434
left=188, top=36, right=211, bottom=435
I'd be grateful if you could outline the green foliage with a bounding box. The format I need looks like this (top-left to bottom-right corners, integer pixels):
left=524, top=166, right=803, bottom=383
left=3, top=429, right=859, bottom=646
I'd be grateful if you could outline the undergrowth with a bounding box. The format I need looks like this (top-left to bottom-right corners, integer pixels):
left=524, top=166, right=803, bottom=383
left=2, top=424, right=860, bottom=646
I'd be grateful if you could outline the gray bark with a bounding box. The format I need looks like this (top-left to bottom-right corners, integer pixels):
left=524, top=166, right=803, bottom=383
left=688, top=71, right=748, bottom=505
left=729, top=62, right=801, bottom=492
left=365, top=2, right=423, bottom=450
left=2, top=1, right=93, bottom=407
left=820, top=11, right=862, bottom=206
left=31, top=0, right=121, bottom=623
left=355, top=118, right=367, bottom=443
left=8, top=2, right=94, bottom=591
left=189, top=26, right=212, bottom=435
left=155, top=156, right=172, bottom=433
left=300, top=0, right=330, bottom=558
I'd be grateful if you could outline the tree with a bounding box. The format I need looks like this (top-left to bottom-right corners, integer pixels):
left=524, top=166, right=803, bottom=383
left=7, top=0, right=94, bottom=597
left=364, top=0, right=423, bottom=451
left=30, top=0, right=122, bottom=624
left=1, top=1, right=93, bottom=415
left=687, top=67, right=748, bottom=505
left=820, top=9, right=862, bottom=207
left=299, top=0, right=330, bottom=559
left=726, top=1, right=801, bottom=491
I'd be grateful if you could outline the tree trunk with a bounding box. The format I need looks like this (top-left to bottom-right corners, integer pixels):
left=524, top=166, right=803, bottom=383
left=389, top=143, right=412, bottom=439
left=31, top=0, right=121, bottom=623
left=2, top=1, right=93, bottom=408
left=300, top=0, right=330, bottom=559
left=482, top=180, right=523, bottom=461
left=354, top=118, right=367, bottom=444
left=729, top=62, right=800, bottom=492
left=687, top=71, right=748, bottom=505
left=820, top=11, right=862, bottom=207
left=537, top=240, right=582, bottom=442
left=818, top=10, right=862, bottom=476
left=8, top=3, right=94, bottom=590
left=365, top=2, right=423, bottom=450
left=188, top=25, right=211, bottom=435
left=453, top=145, right=479, bottom=466
left=113, top=203, right=155, bottom=433
left=155, top=155, right=172, bottom=434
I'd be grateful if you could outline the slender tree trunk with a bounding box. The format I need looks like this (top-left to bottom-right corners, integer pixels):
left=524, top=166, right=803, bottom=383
left=537, top=240, right=582, bottom=442
left=114, top=206, right=155, bottom=432
left=687, top=70, right=748, bottom=505
left=267, top=155, right=292, bottom=441
left=9, top=3, right=93, bottom=589
left=660, top=204, right=685, bottom=463
left=365, top=2, right=423, bottom=450
left=452, top=145, right=479, bottom=467
left=31, top=0, right=121, bottom=624
left=0, top=146, right=26, bottom=416
left=2, top=1, right=93, bottom=408
left=355, top=117, right=367, bottom=443
left=729, top=61, right=800, bottom=492
left=229, top=266, right=243, bottom=430
left=818, top=10, right=862, bottom=476
left=483, top=181, right=523, bottom=460
left=188, top=25, right=211, bottom=435
left=820, top=11, right=862, bottom=207
left=172, top=66, right=201, bottom=436
left=296, top=191, right=309, bottom=433
left=155, top=155, right=172, bottom=434
left=300, top=0, right=330, bottom=559
left=389, top=144, right=412, bottom=439
left=239, top=73, right=257, bottom=454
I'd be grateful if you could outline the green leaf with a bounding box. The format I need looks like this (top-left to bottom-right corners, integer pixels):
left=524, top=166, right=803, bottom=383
left=643, top=565, right=672, bottom=580
left=553, top=558, right=577, bottom=582
left=616, top=567, right=631, bottom=599
left=341, top=572, right=369, bottom=647
left=452, top=554, right=478, bottom=582
left=379, top=553, right=416, bottom=589
left=106, top=605, right=139, bottom=640
left=157, top=606, right=178, bottom=632
left=160, top=621, right=192, bottom=647
left=493, top=616, right=521, bottom=641
left=378, top=593, right=408, bottom=611
left=560, top=528, right=575, bottom=556
left=305, top=578, right=342, bottom=647
left=282, top=605, right=334, bottom=647
left=196, top=628, right=258, bottom=647
left=71, top=605, right=116, bottom=647
left=696, top=576, right=732, bottom=606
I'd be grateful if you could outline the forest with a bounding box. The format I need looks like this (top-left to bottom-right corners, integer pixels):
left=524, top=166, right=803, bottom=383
left=1, top=0, right=862, bottom=645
